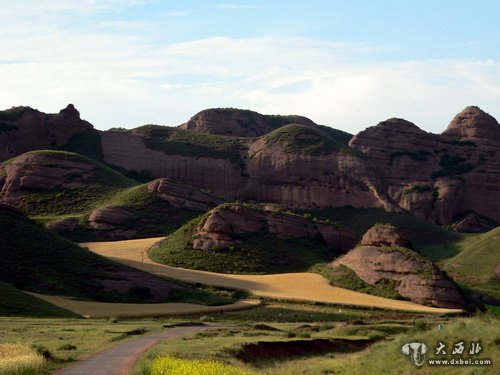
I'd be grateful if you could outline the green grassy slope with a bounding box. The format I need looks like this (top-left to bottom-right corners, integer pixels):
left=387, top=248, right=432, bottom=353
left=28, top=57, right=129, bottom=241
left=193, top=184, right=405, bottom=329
left=2, top=150, right=137, bottom=216
left=149, top=208, right=341, bottom=274
left=0, top=281, right=82, bottom=318
left=263, top=124, right=359, bottom=156
left=0, top=205, right=233, bottom=305
left=131, top=125, right=244, bottom=167
left=306, top=207, right=462, bottom=257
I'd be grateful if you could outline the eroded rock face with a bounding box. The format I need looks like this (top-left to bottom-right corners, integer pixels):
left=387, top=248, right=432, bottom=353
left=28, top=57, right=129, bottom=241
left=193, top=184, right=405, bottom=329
left=451, top=212, right=498, bottom=233
left=330, top=226, right=465, bottom=308
left=349, top=108, right=500, bottom=226
left=0, top=104, right=93, bottom=161
left=178, top=108, right=316, bottom=137
left=147, top=178, right=223, bottom=211
left=360, top=225, right=410, bottom=248
left=192, top=204, right=357, bottom=252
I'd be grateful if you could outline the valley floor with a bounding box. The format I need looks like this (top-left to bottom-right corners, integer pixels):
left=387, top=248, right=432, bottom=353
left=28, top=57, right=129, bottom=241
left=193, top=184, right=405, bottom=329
left=79, top=237, right=462, bottom=315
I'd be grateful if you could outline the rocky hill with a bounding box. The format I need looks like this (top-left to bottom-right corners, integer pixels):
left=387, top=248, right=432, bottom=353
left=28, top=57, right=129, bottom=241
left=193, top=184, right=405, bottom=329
left=329, top=225, right=465, bottom=308
left=0, top=104, right=499, bottom=232
left=148, top=203, right=357, bottom=273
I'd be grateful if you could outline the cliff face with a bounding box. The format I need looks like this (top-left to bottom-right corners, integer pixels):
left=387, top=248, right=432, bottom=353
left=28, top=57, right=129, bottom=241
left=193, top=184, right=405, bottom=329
left=349, top=107, right=500, bottom=226
left=1, top=104, right=499, bottom=230
left=0, top=105, right=93, bottom=161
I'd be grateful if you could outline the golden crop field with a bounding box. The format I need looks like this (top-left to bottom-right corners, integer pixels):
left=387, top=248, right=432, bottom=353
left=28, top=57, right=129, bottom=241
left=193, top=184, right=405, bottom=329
left=81, top=238, right=463, bottom=315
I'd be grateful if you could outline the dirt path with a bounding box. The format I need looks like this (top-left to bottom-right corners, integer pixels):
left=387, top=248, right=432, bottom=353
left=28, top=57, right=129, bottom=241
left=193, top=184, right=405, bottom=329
left=53, top=326, right=206, bottom=375
left=80, top=238, right=463, bottom=314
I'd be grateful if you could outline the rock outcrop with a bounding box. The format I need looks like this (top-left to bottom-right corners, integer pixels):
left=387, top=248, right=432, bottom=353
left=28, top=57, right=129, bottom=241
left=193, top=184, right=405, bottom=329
left=178, top=108, right=316, bottom=137
left=192, top=203, right=357, bottom=252
left=330, top=225, right=465, bottom=308
left=1, top=104, right=499, bottom=231
left=0, top=104, right=93, bottom=161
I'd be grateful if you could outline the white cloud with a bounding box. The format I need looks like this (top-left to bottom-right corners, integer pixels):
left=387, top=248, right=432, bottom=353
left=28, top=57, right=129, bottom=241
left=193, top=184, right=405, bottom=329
left=0, top=8, right=499, bottom=134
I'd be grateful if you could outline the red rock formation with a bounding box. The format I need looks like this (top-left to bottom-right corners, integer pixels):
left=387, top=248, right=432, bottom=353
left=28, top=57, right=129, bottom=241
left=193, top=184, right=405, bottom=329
left=179, top=108, right=316, bottom=137
left=330, top=225, right=465, bottom=308
left=192, top=203, right=357, bottom=252
left=0, top=104, right=92, bottom=161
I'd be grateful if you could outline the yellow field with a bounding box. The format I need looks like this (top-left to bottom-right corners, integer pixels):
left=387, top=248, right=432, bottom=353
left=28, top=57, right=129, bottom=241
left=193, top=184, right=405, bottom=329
left=29, top=293, right=259, bottom=318
left=80, top=238, right=463, bottom=314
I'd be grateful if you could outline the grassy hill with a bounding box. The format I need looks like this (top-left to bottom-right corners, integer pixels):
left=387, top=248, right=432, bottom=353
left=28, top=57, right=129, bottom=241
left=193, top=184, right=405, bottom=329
left=0, top=204, right=235, bottom=305
left=263, top=124, right=360, bottom=157
left=306, top=207, right=462, bottom=257
left=1, top=150, right=137, bottom=216
left=0, top=281, right=82, bottom=318
left=148, top=208, right=341, bottom=274
left=442, top=227, right=500, bottom=298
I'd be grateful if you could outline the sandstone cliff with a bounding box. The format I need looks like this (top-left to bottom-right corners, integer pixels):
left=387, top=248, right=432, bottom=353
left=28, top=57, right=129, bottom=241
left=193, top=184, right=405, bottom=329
left=0, top=104, right=93, bottom=161
left=1, top=104, right=499, bottom=231
left=330, top=225, right=465, bottom=308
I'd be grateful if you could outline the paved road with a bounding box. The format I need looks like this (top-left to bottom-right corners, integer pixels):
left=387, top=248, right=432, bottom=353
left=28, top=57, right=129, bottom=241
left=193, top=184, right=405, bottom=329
left=54, top=326, right=206, bottom=375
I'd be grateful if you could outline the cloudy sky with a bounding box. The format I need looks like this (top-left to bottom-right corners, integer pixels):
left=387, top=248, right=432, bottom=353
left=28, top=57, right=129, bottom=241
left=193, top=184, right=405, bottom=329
left=1, top=0, right=500, bottom=133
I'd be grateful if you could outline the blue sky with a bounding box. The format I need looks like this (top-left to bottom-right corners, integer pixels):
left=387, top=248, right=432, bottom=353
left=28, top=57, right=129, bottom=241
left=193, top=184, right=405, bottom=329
left=1, top=0, right=499, bottom=133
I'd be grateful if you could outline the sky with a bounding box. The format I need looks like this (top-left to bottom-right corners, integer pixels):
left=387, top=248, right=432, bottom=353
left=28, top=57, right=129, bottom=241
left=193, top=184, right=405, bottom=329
left=1, top=0, right=500, bottom=134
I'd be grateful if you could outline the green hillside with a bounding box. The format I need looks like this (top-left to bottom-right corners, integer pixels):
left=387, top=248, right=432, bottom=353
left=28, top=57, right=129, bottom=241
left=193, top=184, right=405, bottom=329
left=149, top=207, right=341, bottom=274
left=1, top=150, right=137, bottom=216
left=0, top=281, right=82, bottom=318
left=0, top=205, right=232, bottom=305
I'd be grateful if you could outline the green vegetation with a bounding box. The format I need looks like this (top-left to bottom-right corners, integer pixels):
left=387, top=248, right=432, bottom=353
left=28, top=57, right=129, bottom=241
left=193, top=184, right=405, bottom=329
left=263, top=124, right=356, bottom=156
left=402, top=184, right=433, bottom=194
left=0, top=282, right=81, bottom=318
left=0, top=205, right=231, bottom=305
left=431, top=154, right=475, bottom=179
left=310, top=264, right=403, bottom=300
left=389, top=149, right=430, bottom=165
left=6, top=150, right=137, bottom=216
left=132, top=309, right=487, bottom=375
left=60, top=128, right=103, bottom=160
left=305, top=207, right=462, bottom=256
left=132, top=125, right=244, bottom=167
left=0, top=317, right=169, bottom=374
left=442, top=227, right=500, bottom=297
left=149, top=214, right=339, bottom=274
left=56, top=183, right=205, bottom=242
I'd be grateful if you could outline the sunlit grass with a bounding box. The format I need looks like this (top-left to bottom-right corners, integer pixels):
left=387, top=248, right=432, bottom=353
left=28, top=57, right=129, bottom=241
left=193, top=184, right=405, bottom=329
left=0, top=343, right=44, bottom=375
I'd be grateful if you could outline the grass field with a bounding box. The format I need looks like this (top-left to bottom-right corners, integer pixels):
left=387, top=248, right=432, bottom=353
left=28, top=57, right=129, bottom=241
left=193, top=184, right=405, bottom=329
left=0, top=342, right=44, bottom=375
left=131, top=313, right=500, bottom=375
left=0, top=282, right=81, bottom=319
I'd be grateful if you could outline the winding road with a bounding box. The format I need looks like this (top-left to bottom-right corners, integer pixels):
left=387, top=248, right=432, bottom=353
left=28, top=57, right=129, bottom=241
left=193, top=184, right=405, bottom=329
left=54, top=325, right=207, bottom=375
